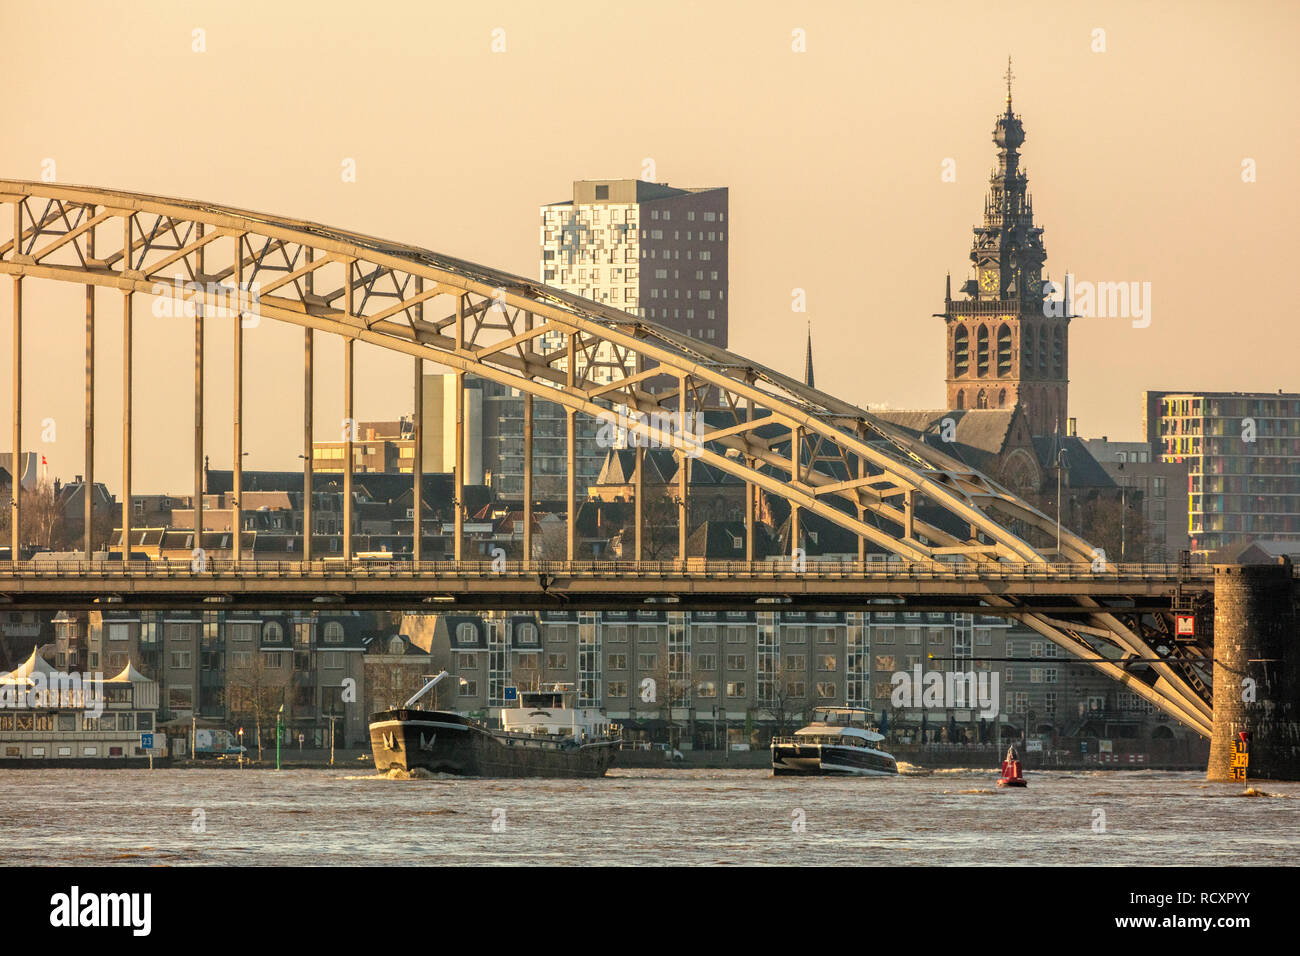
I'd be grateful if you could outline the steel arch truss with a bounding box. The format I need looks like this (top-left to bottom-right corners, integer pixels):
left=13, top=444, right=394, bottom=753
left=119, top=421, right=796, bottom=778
left=0, top=180, right=1213, bottom=735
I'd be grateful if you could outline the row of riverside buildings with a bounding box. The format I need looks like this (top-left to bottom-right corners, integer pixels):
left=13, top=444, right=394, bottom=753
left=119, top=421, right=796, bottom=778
left=25, top=604, right=1187, bottom=755
left=2, top=81, right=1296, bottom=759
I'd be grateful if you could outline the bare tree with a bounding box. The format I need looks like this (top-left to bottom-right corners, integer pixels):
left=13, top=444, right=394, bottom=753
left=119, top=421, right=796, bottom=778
left=227, top=653, right=289, bottom=760
left=640, top=493, right=682, bottom=561
left=641, top=652, right=704, bottom=749
left=0, top=481, right=68, bottom=553
left=1021, top=486, right=1149, bottom=563
left=535, top=522, right=570, bottom=562
left=1077, top=494, right=1150, bottom=564
left=365, top=659, right=437, bottom=711
left=758, top=662, right=803, bottom=740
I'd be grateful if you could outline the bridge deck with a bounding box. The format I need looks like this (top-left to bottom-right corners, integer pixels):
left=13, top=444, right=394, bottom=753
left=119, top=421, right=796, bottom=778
left=0, top=560, right=1225, bottom=612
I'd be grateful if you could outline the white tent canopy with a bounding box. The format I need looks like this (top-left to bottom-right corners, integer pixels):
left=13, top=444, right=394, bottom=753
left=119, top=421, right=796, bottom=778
left=0, top=648, right=58, bottom=686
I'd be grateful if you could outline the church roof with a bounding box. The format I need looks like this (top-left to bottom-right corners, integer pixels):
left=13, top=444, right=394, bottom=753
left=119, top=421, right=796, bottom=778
left=1030, top=436, right=1116, bottom=489
left=686, top=520, right=778, bottom=560
left=870, top=409, right=1017, bottom=472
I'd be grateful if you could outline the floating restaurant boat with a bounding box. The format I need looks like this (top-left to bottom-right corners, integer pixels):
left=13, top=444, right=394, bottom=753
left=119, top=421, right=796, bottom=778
left=369, top=674, right=619, bottom=778
left=771, top=706, right=898, bottom=776
left=0, top=650, right=166, bottom=766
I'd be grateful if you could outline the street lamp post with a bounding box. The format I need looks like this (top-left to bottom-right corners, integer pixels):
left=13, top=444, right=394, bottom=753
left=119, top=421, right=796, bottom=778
left=276, top=704, right=284, bottom=771
left=1120, top=484, right=1127, bottom=562
left=1055, top=448, right=1069, bottom=562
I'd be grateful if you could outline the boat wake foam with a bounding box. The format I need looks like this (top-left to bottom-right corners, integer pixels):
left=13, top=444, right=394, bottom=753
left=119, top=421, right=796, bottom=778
left=342, top=768, right=445, bottom=781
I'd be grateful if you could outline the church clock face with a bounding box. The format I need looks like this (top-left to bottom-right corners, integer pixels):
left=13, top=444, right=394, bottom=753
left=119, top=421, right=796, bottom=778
left=979, top=269, right=999, bottom=294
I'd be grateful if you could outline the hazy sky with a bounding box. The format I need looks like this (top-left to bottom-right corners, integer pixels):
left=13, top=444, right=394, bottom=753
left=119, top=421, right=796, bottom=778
left=3, top=0, right=1297, bottom=494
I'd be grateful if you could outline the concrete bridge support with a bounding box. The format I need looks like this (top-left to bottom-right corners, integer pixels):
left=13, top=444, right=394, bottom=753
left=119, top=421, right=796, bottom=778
left=1208, top=560, right=1300, bottom=781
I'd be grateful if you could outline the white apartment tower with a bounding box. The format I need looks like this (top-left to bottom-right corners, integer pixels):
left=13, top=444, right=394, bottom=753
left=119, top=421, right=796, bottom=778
left=539, top=179, right=729, bottom=384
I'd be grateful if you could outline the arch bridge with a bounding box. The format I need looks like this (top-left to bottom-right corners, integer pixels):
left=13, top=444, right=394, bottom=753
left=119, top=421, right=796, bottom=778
left=0, top=180, right=1214, bottom=735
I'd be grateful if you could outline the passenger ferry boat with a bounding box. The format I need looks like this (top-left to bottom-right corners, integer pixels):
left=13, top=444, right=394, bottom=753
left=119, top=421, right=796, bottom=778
left=771, top=706, right=898, bottom=776
left=0, top=649, right=167, bottom=767
left=369, top=674, right=619, bottom=778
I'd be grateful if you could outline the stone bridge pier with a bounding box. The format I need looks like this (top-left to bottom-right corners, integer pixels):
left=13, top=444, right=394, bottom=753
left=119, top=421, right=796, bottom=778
left=1207, top=559, right=1300, bottom=782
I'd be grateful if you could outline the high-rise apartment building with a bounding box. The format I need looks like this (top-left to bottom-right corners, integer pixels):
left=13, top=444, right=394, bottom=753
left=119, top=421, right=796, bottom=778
left=1145, top=390, right=1300, bottom=552
left=540, top=179, right=729, bottom=383
left=478, top=379, right=603, bottom=501
left=420, top=374, right=484, bottom=486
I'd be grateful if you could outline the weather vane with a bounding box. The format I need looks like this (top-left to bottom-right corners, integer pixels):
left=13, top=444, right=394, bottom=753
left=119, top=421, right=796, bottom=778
left=1004, top=56, right=1014, bottom=105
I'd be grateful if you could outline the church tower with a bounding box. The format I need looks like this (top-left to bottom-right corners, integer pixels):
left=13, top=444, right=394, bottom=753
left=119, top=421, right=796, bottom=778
left=942, top=61, right=1068, bottom=436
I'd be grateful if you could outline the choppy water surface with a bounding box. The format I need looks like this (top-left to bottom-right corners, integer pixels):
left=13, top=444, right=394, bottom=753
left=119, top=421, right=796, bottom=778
left=0, top=767, right=1294, bottom=866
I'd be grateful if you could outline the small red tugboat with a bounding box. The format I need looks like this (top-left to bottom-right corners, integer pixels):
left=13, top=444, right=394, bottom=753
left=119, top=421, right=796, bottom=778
left=997, top=744, right=1027, bottom=788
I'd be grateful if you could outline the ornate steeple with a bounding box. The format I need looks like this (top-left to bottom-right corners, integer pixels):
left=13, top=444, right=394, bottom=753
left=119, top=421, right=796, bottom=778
left=940, top=63, right=1068, bottom=437
left=967, top=56, right=1046, bottom=304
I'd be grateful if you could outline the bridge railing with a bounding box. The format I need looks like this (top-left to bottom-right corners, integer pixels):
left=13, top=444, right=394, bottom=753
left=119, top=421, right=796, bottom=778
left=0, top=557, right=1222, bottom=580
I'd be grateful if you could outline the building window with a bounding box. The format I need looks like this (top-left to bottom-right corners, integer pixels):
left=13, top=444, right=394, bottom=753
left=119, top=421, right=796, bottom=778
left=323, top=622, right=344, bottom=644
left=726, top=682, right=746, bottom=698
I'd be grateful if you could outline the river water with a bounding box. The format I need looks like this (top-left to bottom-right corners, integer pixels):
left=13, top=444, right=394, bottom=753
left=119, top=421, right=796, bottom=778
left=1, top=767, right=1294, bottom=866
